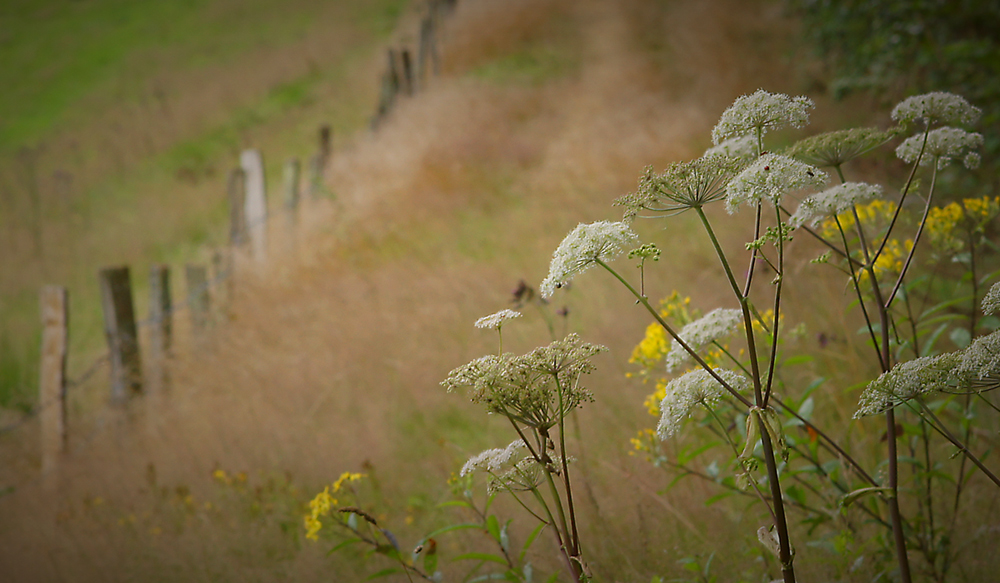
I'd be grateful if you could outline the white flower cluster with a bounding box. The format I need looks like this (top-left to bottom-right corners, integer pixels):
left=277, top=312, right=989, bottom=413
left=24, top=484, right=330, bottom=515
left=540, top=221, right=639, bottom=297
left=895, top=127, right=984, bottom=170
left=983, top=281, right=1000, bottom=316
left=853, top=354, right=959, bottom=418
left=665, top=308, right=743, bottom=373
left=891, top=92, right=981, bottom=127
left=460, top=439, right=526, bottom=476
left=474, top=309, right=522, bottom=329
left=789, top=182, right=883, bottom=229
left=711, top=89, right=814, bottom=145
left=705, top=135, right=757, bottom=164
left=955, top=330, right=1000, bottom=386
left=657, top=368, right=750, bottom=439
left=725, top=153, right=827, bottom=213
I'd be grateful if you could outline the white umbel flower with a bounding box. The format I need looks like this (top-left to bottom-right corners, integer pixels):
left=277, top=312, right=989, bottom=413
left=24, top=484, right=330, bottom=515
left=725, top=153, right=827, bottom=213
left=982, top=282, right=1000, bottom=316
left=853, top=354, right=959, bottom=418
left=665, top=308, right=743, bottom=373
left=956, top=330, right=1000, bottom=385
left=711, top=89, right=814, bottom=145
left=540, top=221, right=639, bottom=298
left=460, top=439, right=527, bottom=476
left=705, top=135, right=757, bottom=164
left=895, top=127, right=984, bottom=170
left=475, top=309, right=522, bottom=329
left=891, top=92, right=981, bottom=127
left=657, top=368, right=750, bottom=439
left=789, top=182, right=883, bottom=229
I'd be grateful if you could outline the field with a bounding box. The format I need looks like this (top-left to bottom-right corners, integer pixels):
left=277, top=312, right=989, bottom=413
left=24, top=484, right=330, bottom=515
left=2, top=0, right=998, bottom=582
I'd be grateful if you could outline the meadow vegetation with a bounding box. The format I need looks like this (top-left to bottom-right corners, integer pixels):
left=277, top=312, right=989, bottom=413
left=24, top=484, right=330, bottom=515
left=1, top=1, right=998, bottom=582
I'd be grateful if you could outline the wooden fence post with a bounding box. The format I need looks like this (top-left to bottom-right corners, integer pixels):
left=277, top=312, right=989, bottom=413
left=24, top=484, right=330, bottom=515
left=185, top=264, right=210, bottom=335
left=39, top=285, right=68, bottom=480
left=401, top=49, right=414, bottom=96
left=284, top=159, right=300, bottom=249
left=147, top=265, right=171, bottom=395
left=306, top=154, right=323, bottom=199
left=239, top=149, right=268, bottom=263
left=228, top=168, right=247, bottom=247
left=318, top=125, right=332, bottom=177
left=99, top=267, right=142, bottom=404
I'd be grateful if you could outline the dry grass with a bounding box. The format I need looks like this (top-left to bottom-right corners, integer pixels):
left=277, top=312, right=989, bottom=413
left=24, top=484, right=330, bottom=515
left=3, top=0, right=998, bottom=581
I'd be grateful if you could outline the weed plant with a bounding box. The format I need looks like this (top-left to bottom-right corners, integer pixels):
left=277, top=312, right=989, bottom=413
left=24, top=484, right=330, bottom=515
left=306, top=90, right=998, bottom=582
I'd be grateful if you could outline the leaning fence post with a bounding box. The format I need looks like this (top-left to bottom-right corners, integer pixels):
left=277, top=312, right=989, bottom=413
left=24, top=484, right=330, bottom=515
left=147, top=265, right=171, bottom=396
left=185, top=264, right=210, bottom=336
left=39, top=285, right=68, bottom=480
left=239, top=149, right=268, bottom=263
left=318, top=125, right=332, bottom=177
left=228, top=168, right=247, bottom=247
left=401, top=49, right=414, bottom=96
left=283, top=159, right=301, bottom=250
left=99, top=267, right=142, bottom=404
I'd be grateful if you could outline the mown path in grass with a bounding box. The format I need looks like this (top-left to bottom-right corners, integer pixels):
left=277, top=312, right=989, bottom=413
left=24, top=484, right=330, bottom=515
left=0, top=1, right=822, bottom=581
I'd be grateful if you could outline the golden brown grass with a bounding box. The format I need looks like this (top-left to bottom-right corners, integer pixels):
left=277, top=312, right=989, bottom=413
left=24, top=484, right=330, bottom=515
left=4, top=0, right=998, bottom=581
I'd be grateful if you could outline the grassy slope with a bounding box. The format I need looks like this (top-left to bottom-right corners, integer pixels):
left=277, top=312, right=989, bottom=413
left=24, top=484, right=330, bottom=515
left=0, top=0, right=408, bottom=410
left=1, top=0, right=997, bottom=582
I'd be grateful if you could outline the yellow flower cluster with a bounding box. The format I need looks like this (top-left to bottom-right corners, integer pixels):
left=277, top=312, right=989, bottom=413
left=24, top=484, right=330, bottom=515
left=304, top=472, right=366, bottom=541
left=629, top=428, right=657, bottom=458
left=629, top=292, right=694, bottom=370
left=820, top=199, right=898, bottom=240
left=869, top=238, right=914, bottom=279
left=926, top=196, right=1000, bottom=253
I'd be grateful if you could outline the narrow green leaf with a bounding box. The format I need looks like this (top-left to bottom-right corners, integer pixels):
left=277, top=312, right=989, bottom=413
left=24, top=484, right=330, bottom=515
left=840, top=487, right=893, bottom=508
left=520, top=522, right=547, bottom=563
left=365, top=568, right=402, bottom=580
left=453, top=552, right=509, bottom=566
left=426, top=522, right=483, bottom=539
left=327, top=537, right=364, bottom=556
left=486, top=515, right=501, bottom=543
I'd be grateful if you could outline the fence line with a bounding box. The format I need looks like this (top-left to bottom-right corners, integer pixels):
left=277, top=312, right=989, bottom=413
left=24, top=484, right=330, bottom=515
left=4, top=0, right=461, bottom=493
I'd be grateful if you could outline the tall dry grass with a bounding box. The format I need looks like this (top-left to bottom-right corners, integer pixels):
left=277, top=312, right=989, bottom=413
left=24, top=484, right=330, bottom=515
left=8, top=1, right=991, bottom=581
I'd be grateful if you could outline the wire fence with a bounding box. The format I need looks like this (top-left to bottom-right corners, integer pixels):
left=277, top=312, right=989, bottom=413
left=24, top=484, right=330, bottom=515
left=0, top=0, right=458, bottom=492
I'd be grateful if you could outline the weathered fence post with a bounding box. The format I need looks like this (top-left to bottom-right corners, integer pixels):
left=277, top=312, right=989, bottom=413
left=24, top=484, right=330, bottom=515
left=99, top=267, right=142, bottom=404
left=39, top=285, right=68, bottom=482
left=401, top=49, right=414, bottom=96
left=239, top=149, right=268, bottom=263
left=185, top=264, right=210, bottom=335
left=417, top=14, right=440, bottom=87
left=228, top=168, right=247, bottom=247
left=284, top=159, right=301, bottom=250
left=147, top=265, right=171, bottom=396
left=306, top=154, right=323, bottom=199
left=318, top=125, right=332, bottom=176
left=211, top=250, right=228, bottom=321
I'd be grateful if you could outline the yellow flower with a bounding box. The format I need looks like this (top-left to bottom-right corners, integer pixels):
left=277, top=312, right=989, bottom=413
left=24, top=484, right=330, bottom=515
left=643, top=379, right=668, bottom=416
left=332, top=472, right=365, bottom=493
left=926, top=196, right=1000, bottom=254
left=819, top=199, right=898, bottom=240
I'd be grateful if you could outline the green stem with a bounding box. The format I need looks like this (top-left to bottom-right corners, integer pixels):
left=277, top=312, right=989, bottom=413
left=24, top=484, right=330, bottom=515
left=595, top=259, right=753, bottom=408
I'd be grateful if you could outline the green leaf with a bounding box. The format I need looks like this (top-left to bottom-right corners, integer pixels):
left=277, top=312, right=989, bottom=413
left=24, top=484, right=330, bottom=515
left=704, top=491, right=735, bottom=506
left=452, top=552, right=510, bottom=566
left=840, top=487, right=893, bottom=508
left=365, top=568, right=402, bottom=580
left=486, top=515, right=501, bottom=543
left=327, top=537, right=365, bottom=556
left=438, top=500, right=474, bottom=510
left=781, top=354, right=814, bottom=367
left=950, top=327, right=972, bottom=348
left=425, top=523, right=484, bottom=539
left=520, top=523, right=547, bottom=563
left=424, top=550, right=439, bottom=576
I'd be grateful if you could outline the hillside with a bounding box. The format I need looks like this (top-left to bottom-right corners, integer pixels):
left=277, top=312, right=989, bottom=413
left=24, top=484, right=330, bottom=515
left=3, top=1, right=997, bottom=582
